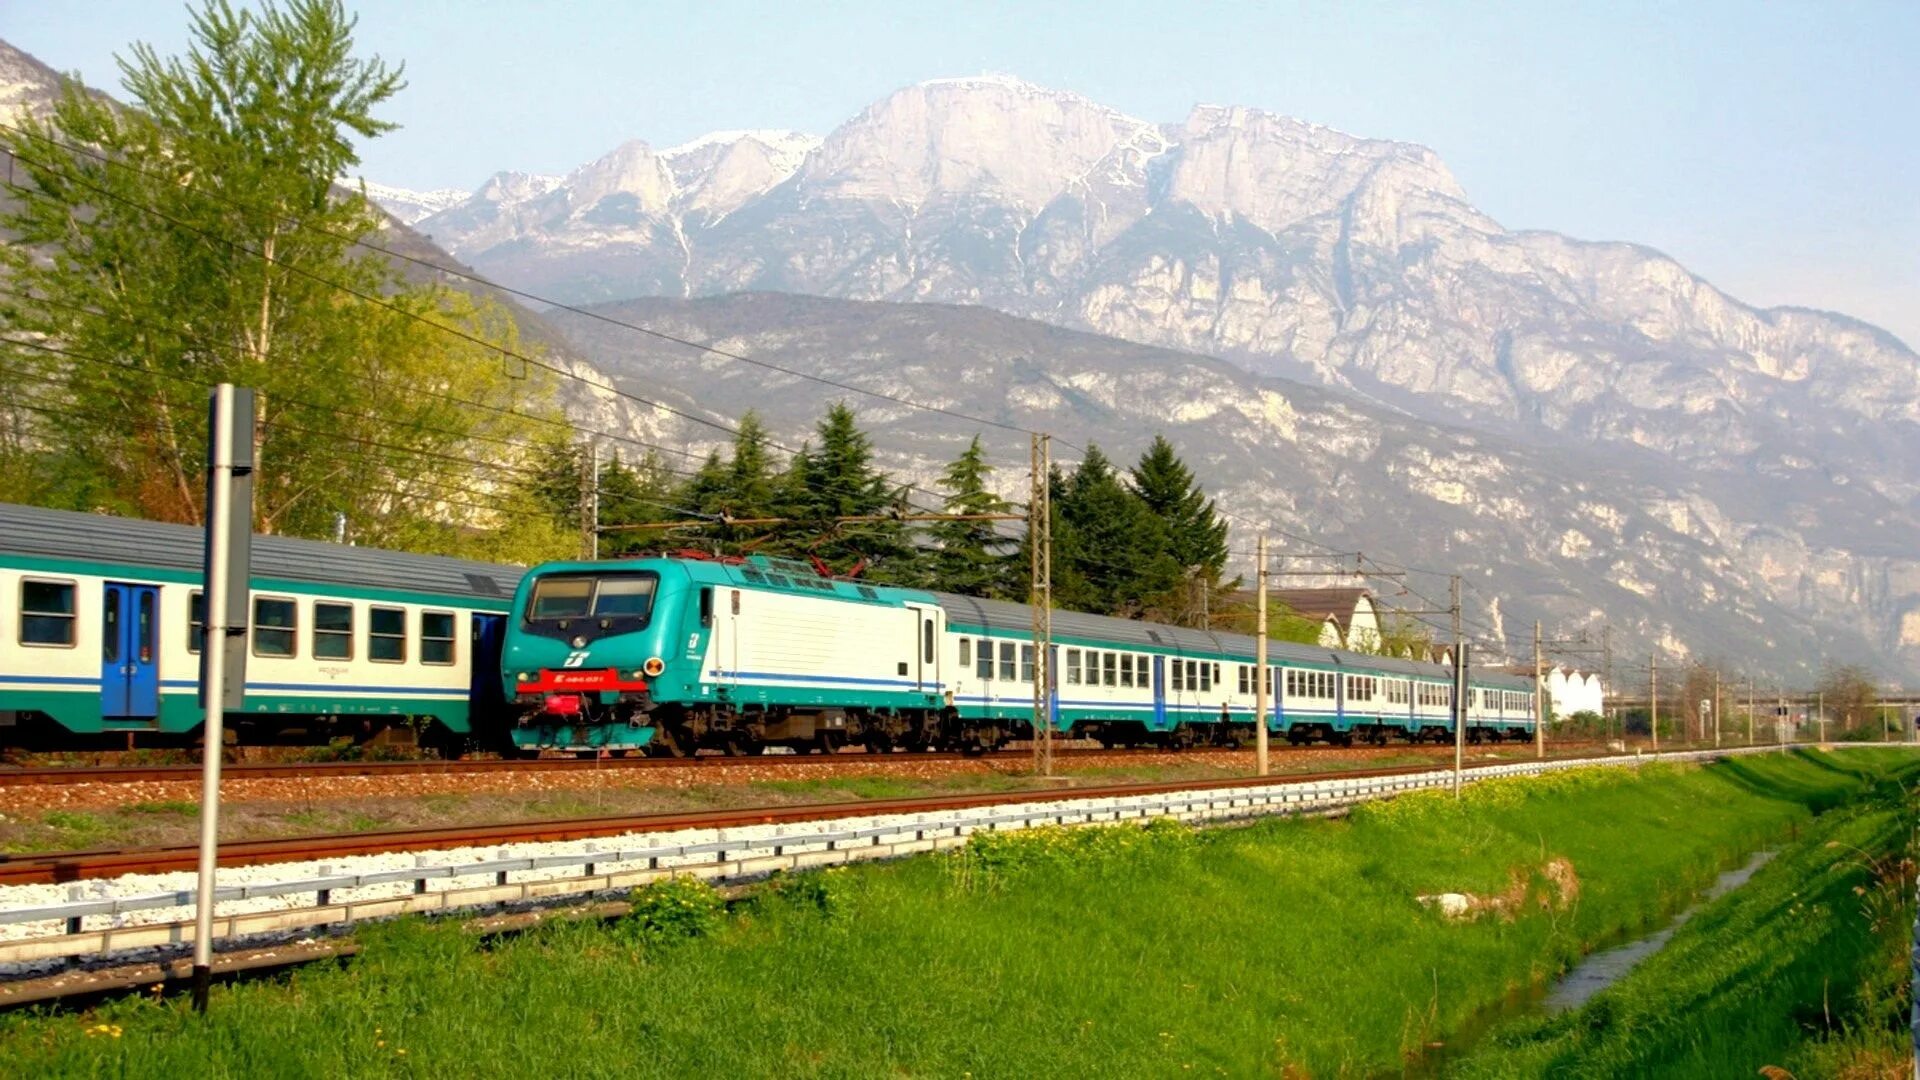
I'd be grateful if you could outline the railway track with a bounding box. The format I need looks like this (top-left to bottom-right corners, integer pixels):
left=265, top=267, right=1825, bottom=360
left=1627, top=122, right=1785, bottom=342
left=0, top=756, right=1562, bottom=886
left=0, top=740, right=1590, bottom=788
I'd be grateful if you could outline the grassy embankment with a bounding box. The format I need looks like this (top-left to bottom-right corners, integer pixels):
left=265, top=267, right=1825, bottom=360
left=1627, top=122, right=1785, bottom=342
left=1449, top=750, right=1918, bottom=1078
left=1, top=748, right=1913, bottom=1077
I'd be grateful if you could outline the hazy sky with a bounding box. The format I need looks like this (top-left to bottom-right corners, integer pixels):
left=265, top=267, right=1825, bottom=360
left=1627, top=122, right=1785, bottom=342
left=7, top=1, right=1917, bottom=345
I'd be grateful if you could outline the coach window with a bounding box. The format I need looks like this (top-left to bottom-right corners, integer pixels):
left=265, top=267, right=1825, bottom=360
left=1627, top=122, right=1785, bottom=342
left=924, top=620, right=935, bottom=664
left=1100, top=651, right=1116, bottom=687
left=422, top=611, right=456, bottom=665
left=1064, top=648, right=1081, bottom=685
left=1119, top=654, right=1133, bottom=688
left=1139, top=657, right=1152, bottom=691
left=977, top=639, right=993, bottom=680
left=998, top=641, right=1017, bottom=682
left=1199, top=662, right=1212, bottom=693
left=1020, top=644, right=1035, bottom=683
left=313, top=602, right=354, bottom=661
left=1171, top=659, right=1185, bottom=692
left=19, top=579, right=76, bottom=647
left=187, top=591, right=205, bottom=653
left=253, top=597, right=296, bottom=658
left=370, top=606, right=407, bottom=663
left=959, top=638, right=972, bottom=669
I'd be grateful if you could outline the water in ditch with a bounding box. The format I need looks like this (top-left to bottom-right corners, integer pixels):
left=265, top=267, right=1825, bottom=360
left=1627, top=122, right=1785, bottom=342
left=1395, top=848, right=1776, bottom=1077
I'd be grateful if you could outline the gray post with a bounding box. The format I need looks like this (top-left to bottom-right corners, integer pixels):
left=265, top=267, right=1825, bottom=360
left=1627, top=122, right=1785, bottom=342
left=193, top=384, right=253, bottom=1013
left=1451, top=577, right=1465, bottom=797
left=1255, top=535, right=1269, bottom=777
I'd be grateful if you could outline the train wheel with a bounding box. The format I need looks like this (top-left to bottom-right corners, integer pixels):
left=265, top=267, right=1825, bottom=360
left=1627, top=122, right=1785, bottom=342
left=649, top=726, right=694, bottom=758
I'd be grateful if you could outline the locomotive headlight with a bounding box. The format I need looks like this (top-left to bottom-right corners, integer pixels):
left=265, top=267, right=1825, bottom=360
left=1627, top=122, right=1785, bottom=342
left=571, top=635, right=587, bottom=648
left=516, top=672, right=530, bottom=682
left=642, top=657, right=665, bottom=677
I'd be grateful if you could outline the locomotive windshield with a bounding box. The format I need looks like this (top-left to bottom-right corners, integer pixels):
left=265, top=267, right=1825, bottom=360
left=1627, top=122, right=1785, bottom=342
left=526, top=573, right=658, bottom=622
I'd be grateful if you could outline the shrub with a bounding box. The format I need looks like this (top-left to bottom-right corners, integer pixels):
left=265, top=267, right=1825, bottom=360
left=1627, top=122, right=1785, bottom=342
left=617, top=875, right=727, bottom=946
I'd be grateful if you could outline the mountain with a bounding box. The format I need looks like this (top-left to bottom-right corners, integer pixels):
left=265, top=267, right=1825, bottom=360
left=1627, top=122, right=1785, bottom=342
left=352, top=180, right=472, bottom=224
left=391, top=75, right=1920, bottom=681
left=545, top=291, right=1912, bottom=682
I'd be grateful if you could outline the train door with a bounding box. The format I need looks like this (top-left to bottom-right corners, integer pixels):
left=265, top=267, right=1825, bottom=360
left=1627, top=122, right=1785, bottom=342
left=1152, top=656, right=1167, bottom=728
left=1047, top=644, right=1060, bottom=733
left=469, top=614, right=507, bottom=712
left=101, top=583, right=160, bottom=720
left=906, top=605, right=940, bottom=693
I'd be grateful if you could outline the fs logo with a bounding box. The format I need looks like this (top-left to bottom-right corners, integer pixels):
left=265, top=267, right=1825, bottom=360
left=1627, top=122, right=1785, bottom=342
left=562, top=650, right=591, bottom=668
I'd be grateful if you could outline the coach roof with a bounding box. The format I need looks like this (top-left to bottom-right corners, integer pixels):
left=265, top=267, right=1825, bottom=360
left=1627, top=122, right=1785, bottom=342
left=0, top=502, right=522, bottom=601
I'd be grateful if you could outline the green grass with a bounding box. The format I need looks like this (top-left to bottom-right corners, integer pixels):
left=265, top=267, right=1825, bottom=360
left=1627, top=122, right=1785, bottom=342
left=2, top=749, right=1914, bottom=1077
left=1447, top=753, right=1918, bottom=1077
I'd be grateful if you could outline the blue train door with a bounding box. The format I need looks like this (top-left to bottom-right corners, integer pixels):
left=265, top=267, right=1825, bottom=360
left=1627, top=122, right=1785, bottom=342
left=469, top=614, right=507, bottom=711
left=101, top=583, right=160, bottom=719
left=1152, top=656, right=1167, bottom=728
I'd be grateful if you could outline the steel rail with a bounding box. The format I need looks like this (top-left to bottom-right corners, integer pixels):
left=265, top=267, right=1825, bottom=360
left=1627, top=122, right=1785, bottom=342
left=0, top=740, right=1596, bottom=788
left=0, top=749, right=1612, bottom=886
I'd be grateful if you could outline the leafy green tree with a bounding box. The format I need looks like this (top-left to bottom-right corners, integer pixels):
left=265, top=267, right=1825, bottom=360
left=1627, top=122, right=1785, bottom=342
left=0, top=0, right=550, bottom=542
left=929, top=435, right=1019, bottom=598
left=1130, top=435, right=1233, bottom=626
left=1057, top=444, right=1181, bottom=617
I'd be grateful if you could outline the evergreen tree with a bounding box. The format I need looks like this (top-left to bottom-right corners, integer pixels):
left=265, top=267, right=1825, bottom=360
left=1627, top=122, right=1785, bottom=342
left=797, top=403, right=916, bottom=579
left=930, top=436, right=1018, bottom=598
left=597, top=451, right=679, bottom=557
left=1057, top=445, right=1181, bottom=617
left=1129, top=435, right=1234, bottom=626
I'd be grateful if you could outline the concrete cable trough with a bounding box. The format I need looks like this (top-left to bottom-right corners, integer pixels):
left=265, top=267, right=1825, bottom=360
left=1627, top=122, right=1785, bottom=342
left=0, top=746, right=1804, bottom=983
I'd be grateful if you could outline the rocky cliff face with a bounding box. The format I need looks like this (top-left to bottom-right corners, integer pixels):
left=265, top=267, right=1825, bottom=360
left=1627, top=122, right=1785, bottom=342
left=544, top=292, right=1920, bottom=682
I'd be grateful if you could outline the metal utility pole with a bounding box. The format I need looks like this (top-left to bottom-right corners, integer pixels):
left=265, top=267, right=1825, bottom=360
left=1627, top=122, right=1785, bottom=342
left=1747, top=676, right=1755, bottom=745
left=1533, top=620, right=1545, bottom=759
left=1650, top=655, right=1660, bottom=755
left=194, top=384, right=254, bottom=1014
left=1712, top=668, right=1721, bottom=748
left=1601, top=625, right=1614, bottom=744
left=1028, top=434, right=1053, bottom=777
left=579, top=440, right=600, bottom=560
left=1816, top=689, right=1827, bottom=745
left=1451, top=575, right=1466, bottom=797
left=1255, top=535, right=1270, bottom=777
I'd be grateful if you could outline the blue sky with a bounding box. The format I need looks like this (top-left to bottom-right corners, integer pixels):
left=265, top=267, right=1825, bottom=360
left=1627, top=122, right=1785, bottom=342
left=6, top=1, right=1916, bottom=345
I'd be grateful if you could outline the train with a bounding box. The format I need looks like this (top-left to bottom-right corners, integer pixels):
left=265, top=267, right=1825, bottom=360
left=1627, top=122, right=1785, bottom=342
left=500, top=554, right=1539, bottom=756
left=0, top=502, right=1538, bottom=757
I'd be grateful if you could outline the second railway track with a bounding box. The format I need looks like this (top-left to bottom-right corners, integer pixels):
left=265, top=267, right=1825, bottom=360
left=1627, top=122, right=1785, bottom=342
left=0, top=741, right=1589, bottom=788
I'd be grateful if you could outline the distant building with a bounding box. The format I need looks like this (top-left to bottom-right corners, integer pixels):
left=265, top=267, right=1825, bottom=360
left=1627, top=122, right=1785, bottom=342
left=1505, top=665, right=1608, bottom=718
left=1269, top=588, right=1382, bottom=653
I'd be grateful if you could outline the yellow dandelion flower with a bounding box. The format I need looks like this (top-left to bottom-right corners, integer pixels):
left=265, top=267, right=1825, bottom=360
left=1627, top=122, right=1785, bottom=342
left=376, top=1040, right=386, bottom=1048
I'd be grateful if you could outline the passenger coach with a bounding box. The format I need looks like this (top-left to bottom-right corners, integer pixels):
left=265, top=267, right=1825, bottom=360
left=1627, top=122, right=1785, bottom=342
left=0, top=503, right=520, bottom=752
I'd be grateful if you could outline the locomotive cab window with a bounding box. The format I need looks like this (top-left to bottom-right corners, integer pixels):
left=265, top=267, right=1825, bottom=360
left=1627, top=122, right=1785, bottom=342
left=422, top=611, right=456, bottom=666
left=370, top=607, right=407, bottom=663
left=20, top=579, right=76, bottom=647
left=313, top=602, right=353, bottom=660
left=525, top=573, right=658, bottom=625
left=253, top=597, right=296, bottom=658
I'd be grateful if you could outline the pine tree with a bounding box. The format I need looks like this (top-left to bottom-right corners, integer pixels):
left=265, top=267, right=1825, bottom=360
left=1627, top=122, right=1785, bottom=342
left=1129, top=435, right=1234, bottom=626
left=930, top=436, right=1018, bottom=598
left=598, top=451, right=679, bottom=557
left=1057, top=445, right=1181, bottom=617
left=800, top=403, right=915, bottom=579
